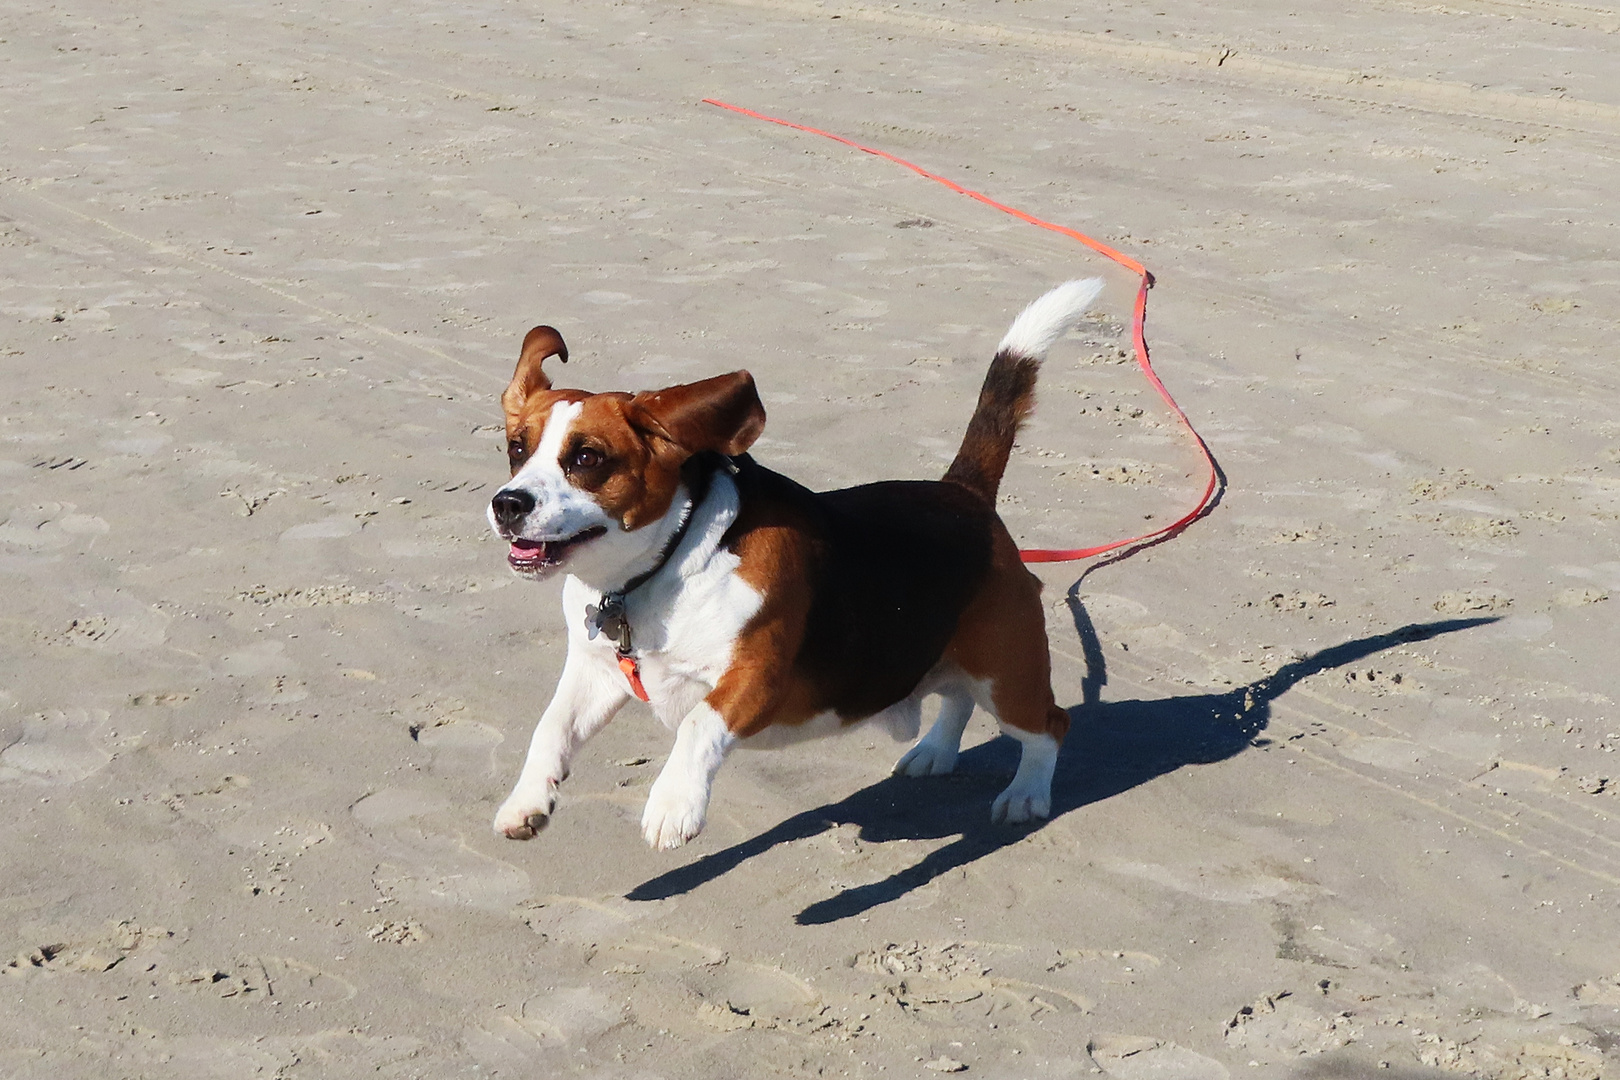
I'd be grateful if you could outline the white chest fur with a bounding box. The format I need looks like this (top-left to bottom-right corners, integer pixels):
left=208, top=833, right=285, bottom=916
left=560, top=472, right=762, bottom=729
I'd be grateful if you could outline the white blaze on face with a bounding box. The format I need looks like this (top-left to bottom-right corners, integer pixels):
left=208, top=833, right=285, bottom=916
left=488, top=400, right=611, bottom=542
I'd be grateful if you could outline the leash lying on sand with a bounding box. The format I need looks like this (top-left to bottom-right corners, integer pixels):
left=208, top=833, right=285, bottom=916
left=702, top=98, right=1222, bottom=564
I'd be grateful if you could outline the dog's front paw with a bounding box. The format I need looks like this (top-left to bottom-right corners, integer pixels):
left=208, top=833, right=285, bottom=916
left=494, top=807, right=549, bottom=840
left=494, top=783, right=559, bottom=840
left=640, top=780, right=708, bottom=850
left=990, top=783, right=1051, bottom=825
left=894, top=739, right=958, bottom=777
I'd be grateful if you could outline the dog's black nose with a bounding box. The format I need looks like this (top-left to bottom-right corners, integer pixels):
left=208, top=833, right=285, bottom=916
left=491, top=488, right=536, bottom=531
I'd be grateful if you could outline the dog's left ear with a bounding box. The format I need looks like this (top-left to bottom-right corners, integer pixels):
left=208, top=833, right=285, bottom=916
left=502, top=325, right=568, bottom=417
left=628, top=371, right=766, bottom=458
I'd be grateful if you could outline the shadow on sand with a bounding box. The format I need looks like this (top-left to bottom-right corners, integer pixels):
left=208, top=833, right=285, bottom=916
left=627, top=601, right=1497, bottom=924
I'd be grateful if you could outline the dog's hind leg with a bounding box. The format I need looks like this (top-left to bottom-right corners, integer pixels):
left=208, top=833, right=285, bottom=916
left=951, top=667, right=1064, bottom=824
left=943, top=531, right=1070, bottom=824
left=990, top=711, right=1064, bottom=824
left=893, top=689, right=974, bottom=777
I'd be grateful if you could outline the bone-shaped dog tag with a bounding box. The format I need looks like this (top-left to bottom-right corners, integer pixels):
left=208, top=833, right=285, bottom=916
left=586, top=594, right=630, bottom=652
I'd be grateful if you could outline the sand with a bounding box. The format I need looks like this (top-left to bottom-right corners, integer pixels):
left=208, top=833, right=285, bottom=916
left=2, top=1, right=1618, bottom=1077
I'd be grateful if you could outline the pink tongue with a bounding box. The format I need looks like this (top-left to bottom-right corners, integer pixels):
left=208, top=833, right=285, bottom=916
left=510, top=541, right=545, bottom=561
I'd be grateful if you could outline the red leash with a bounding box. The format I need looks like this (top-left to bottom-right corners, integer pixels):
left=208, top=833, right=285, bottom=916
left=703, top=98, right=1220, bottom=564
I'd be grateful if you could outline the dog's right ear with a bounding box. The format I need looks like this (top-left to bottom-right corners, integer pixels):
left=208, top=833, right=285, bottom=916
left=501, top=325, right=568, bottom=417
left=627, top=371, right=766, bottom=459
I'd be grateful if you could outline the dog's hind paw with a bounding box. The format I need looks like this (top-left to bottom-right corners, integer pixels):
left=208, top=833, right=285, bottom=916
left=894, top=740, right=959, bottom=777
left=990, top=786, right=1051, bottom=825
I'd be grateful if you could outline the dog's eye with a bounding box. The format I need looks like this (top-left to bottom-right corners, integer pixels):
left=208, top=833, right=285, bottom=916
left=570, top=447, right=605, bottom=470
left=507, top=439, right=528, bottom=465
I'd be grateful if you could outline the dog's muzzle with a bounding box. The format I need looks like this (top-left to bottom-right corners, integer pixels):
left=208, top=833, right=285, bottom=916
left=490, top=488, right=535, bottom=533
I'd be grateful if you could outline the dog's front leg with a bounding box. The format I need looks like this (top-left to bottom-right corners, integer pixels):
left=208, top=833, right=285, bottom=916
left=494, top=652, right=629, bottom=840
left=640, top=702, right=736, bottom=850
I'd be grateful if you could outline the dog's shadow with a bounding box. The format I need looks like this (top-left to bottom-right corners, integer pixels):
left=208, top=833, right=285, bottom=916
left=627, top=604, right=1497, bottom=924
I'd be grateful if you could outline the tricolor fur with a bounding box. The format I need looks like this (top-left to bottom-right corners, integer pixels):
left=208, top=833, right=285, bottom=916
left=488, top=280, right=1104, bottom=848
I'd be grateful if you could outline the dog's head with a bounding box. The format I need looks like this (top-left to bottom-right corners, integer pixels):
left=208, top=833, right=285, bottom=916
left=487, top=325, right=766, bottom=583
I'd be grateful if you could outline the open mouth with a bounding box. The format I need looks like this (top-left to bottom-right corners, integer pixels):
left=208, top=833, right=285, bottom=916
left=507, top=526, right=607, bottom=573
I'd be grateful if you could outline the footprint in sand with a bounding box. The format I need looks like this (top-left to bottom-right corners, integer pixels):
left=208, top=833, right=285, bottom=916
left=350, top=787, right=529, bottom=911
left=518, top=894, right=656, bottom=950
left=462, top=986, right=628, bottom=1070
left=0, top=503, right=109, bottom=553
left=686, top=962, right=819, bottom=1022
left=1090, top=1035, right=1230, bottom=1080
left=856, top=940, right=1091, bottom=1029
left=1337, top=736, right=1429, bottom=774
left=0, top=708, right=113, bottom=785
left=250, top=674, right=308, bottom=707
left=3, top=919, right=172, bottom=976
left=1574, top=971, right=1620, bottom=1006
left=166, top=965, right=262, bottom=1000
left=521, top=895, right=723, bottom=987
left=149, top=1030, right=422, bottom=1080
left=216, top=640, right=296, bottom=678
left=1442, top=961, right=1538, bottom=1017
left=134, top=1036, right=293, bottom=1079
left=1273, top=909, right=1403, bottom=969
left=36, top=589, right=170, bottom=653
left=256, top=955, right=356, bottom=1004
left=1223, top=989, right=1359, bottom=1057
left=215, top=641, right=307, bottom=705
left=165, top=955, right=343, bottom=1005
left=521, top=895, right=821, bottom=1035
left=408, top=708, right=503, bottom=781
left=1101, top=858, right=1317, bottom=904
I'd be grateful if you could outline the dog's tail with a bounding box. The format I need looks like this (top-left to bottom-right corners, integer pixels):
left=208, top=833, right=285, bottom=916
left=944, top=278, right=1106, bottom=501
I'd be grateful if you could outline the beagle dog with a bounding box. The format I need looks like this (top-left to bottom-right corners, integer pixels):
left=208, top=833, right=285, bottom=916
left=488, top=280, right=1103, bottom=848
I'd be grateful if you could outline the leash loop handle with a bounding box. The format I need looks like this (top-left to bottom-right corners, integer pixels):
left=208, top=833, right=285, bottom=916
left=702, top=98, right=1221, bottom=563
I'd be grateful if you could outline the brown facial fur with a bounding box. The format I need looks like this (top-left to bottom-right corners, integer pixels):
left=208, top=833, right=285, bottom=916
left=500, top=348, right=767, bottom=533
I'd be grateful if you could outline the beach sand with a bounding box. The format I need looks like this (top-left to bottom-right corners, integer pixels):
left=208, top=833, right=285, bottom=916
left=2, top=1, right=1618, bottom=1077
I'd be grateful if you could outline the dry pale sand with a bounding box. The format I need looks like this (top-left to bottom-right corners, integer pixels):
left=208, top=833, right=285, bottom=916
left=2, top=1, right=1618, bottom=1077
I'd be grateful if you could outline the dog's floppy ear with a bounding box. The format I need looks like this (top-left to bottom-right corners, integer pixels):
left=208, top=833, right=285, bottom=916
left=502, top=325, right=568, bottom=416
left=628, top=371, right=766, bottom=457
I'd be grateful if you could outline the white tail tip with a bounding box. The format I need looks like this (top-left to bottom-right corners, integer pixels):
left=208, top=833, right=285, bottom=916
left=996, top=278, right=1106, bottom=360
